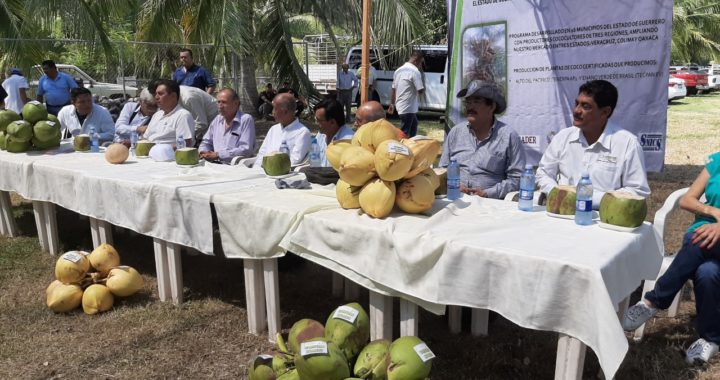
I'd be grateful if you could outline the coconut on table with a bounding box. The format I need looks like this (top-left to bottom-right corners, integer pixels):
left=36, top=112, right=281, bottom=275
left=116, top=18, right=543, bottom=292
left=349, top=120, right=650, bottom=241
left=175, top=147, right=199, bottom=166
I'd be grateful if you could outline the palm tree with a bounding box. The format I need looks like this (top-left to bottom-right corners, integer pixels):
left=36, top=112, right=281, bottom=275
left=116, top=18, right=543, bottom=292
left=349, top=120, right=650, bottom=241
left=671, top=0, right=720, bottom=64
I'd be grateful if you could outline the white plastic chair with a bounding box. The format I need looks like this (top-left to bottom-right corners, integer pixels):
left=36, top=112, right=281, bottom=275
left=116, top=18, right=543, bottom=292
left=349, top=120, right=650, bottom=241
left=633, top=187, right=700, bottom=341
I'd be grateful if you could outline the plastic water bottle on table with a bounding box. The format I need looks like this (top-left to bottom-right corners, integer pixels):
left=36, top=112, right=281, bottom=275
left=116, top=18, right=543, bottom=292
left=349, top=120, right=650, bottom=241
left=518, top=164, right=535, bottom=211
left=447, top=159, right=461, bottom=201
left=280, top=140, right=289, bottom=155
left=575, top=171, right=593, bottom=225
left=90, top=127, right=100, bottom=153
left=176, top=133, right=185, bottom=150
left=309, top=137, right=321, bottom=167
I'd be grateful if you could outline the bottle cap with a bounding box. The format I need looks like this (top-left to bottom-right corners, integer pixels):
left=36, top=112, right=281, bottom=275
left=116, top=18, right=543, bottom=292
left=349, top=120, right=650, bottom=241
left=581, top=171, right=590, bottom=178
left=525, top=164, right=533, bottom=170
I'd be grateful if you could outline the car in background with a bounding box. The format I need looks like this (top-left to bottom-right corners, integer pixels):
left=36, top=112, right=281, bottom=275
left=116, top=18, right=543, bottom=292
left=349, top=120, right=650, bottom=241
left=28, top=64, right=139, bottom=99
left=669, top=67, right=709, bottom=95
left=668, top=76, right=686, bottom=103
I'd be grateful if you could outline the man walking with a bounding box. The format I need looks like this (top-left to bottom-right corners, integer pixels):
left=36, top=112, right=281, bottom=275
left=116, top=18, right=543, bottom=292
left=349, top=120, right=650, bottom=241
left=389, top=51, right=425, bottom=137
left=2, top=68, right=29, bottom=113
left=337, top=63, right=357, bottom=123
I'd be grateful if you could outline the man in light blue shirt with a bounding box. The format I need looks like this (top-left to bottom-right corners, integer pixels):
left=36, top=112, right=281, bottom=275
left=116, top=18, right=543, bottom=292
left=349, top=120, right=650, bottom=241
left=199, top=88, right=256, bottom=164
left=337, top=63, right=358, bottom=123
left=114, top=89, right=158, bottom=142
left=57, top=87, right=115, bottom=142
left=314, top=98, right=354, bottom=167
left=36, top=60, right=78, bottom=116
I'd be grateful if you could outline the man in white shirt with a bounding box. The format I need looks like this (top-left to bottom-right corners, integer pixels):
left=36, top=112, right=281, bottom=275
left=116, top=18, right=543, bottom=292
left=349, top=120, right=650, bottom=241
left=2, top=68, right=29, bottom=113
left=536, top=80, right=650, bottom=209
left=337, top=63, right=358, bottom=123
left=254, top=93, right=312, bottom=168
left=114, top=88, right=158, bottom=142
left=314, top=98, right=354, bottom=167
left=144, top=79, right=195, bottom=147
left=389, top=51, right=425, bottom=138
left=148, top=80, right=218, bottom=144
left=57, top=87, right=115, bottom=142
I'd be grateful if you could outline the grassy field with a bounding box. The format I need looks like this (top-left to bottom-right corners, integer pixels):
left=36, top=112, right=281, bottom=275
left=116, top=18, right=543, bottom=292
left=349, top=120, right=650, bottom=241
left=2, top=94, right=720, bottom=379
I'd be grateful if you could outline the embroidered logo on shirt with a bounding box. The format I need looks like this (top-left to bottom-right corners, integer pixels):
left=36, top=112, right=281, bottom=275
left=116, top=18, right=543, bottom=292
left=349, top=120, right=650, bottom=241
left=639, top=133, right=663, bottom=152
left=597, top=155, right=617, bottom=164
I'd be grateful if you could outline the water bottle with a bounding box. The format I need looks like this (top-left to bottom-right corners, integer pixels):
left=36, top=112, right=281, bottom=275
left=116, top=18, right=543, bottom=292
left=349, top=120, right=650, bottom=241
left=518, top=164, right=535, bottom=211
left=575, top=171, right=593, bottom=225
left=279, top=140, right=290, bottom=155
left=176, top=133, right=185, bottom=150
left=90, top=127, right=100, bottom=153
left=309, top=137, right=321, bottom=167
left=130, top=131, right=138, bottom=157
left=447, top=159, right=461, bottom=201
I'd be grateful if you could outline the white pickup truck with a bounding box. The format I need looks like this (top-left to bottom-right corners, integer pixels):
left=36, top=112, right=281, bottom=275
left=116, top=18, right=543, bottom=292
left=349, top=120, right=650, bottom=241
left=30, top=64, right=139, bottom=99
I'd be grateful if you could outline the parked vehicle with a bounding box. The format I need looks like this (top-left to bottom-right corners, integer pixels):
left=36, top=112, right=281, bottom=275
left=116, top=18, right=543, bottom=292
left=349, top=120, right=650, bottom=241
left=668, top=76, right=686, bottom=102
left=29, top=64, right=139, bottom=99
left=669, top=68, right=709, bottom=95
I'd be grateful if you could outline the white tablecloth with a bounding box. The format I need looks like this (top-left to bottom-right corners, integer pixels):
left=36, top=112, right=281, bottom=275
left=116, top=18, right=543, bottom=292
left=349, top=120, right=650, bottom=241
left=0, top=144, right=76, bottom=195
left=283, top=196, right=663, bottom=379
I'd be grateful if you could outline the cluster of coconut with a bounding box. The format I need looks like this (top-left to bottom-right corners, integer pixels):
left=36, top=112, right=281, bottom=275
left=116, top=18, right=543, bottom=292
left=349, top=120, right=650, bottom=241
left=248, top=302, right=435, bottom=380
left=328, top=119, right=445, bottom=219
left=46, top=244, right=144, bottom=315
left=0, top=102, right=62, bottom=153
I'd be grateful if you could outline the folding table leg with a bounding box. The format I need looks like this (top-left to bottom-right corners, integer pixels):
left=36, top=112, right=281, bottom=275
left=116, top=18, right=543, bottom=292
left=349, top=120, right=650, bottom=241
left=370, top=291, right=393, bottom=340
left=33, top=201, right=48, bottom=252
left=42, top=202, right=59, bottom=255
left=263, top=258, right=280, bottom=343
left=332, top=273, right=343, bottom=298
left=555, top=334, right=586, bottom=380
left=344, top=278, right=360, bottom=301
left=400, top=299, right=418, bottom=337
left=0, top=191, right=18, bottom=237
left=244, top=259, right=267, bottom=335
left=448, top=306, right=462, bottom=334
left=471, top=309, right=489, bottom=336
left=166, top=242, right=183, bottom=304
left=153, top=239, right=171, bottom=302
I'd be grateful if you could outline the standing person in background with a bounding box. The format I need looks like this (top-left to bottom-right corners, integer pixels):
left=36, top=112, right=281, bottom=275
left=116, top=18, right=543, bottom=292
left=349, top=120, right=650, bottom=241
left=356, top=64, right=379, bottom=103
left=36, top=60, right=78, bottom=116
left=173, top=48, right=216, bottom=95
left=57, top=87, right=115, bottom=142
left=2, top=68, right=29, bottom=113
left=114, top=89, right=158, bottom=142
left=388, top=51, right=425, bottom=138
left=337, top=63, right=358, bottom=123
left=199, top=88, right=256, bottom=164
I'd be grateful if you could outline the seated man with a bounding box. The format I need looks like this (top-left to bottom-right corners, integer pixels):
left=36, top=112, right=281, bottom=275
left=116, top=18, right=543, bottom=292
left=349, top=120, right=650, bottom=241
left=354, top=100, right=386, bottom=129
left=258, top=83, right=276, bottom=118
left=57, top=87, right=115, bottom=142
left=439, top=80, right=525, bottom=199
left=536, top=80, right=650, bottom=208
left=144, top=79, right=195, bottom=147
left=254, top=93, right=311, bottom=168
left=314, top=99, right=354, bottom=167
left=148, top=80, right=218, bottom=144
left=114, top=89, right=158, bottom=142
left=199, top=88, right=255, bottom=164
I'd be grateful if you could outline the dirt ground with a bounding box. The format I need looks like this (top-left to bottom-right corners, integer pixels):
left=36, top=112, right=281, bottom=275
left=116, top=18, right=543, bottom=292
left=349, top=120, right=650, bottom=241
left=1, top=94, right=720, bottom=379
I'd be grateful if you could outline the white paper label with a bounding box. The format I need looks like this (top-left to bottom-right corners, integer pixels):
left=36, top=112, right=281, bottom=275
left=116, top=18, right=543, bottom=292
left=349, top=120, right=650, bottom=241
left=258, top=354, right=273, bottom=360
left=63, top=252, right=83, bottom=263
left=332, top=306, right=359, bottom=324
left=46, top=121, right=56, bottom=126
left=387, top=142, right=410, bottom=156
left=413, top=343, right=435, bottom=363
left=29, top=100, right=41, bottom=106
left=300, top=341, right=329, bottom=357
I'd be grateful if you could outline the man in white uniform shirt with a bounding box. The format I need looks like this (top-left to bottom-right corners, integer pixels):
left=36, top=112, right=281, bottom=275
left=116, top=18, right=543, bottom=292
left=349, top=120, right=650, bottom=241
left=337, top=63, right=358, bottom=123
left=57, top=87, right=115, bottom=142
left=389, top=51, right=425, bottom=138
left=314, top=99, right=354, bottom=167
left=114, top=88, right=158, bottom=142
left=2, top=68, right=29, bottom=113
left=254, top=93, right=311, bottom=168
left=144, top=79, right=195, bottom=147
left=536, top=80, right=650, bottom=209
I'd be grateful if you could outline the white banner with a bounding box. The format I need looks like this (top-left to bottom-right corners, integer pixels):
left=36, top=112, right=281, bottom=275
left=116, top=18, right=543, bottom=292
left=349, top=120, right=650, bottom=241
left=447, top=0, right=673, bottom=172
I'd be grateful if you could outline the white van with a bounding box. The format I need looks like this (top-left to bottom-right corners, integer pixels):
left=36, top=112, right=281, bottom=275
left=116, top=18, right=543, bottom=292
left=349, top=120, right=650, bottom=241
left=345, top=45, right=448, bottom=112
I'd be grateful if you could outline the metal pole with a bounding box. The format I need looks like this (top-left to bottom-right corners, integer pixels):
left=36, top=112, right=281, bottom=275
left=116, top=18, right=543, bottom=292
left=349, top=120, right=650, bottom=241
left=118, top=43, right=127, bottom=98
left=361, top=0, right=371, bottom=104
left=304, top=42, right=310, bottom=79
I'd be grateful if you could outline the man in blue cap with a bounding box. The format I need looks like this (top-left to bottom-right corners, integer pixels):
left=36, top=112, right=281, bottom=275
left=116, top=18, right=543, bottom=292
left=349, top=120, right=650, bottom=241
left=36, top=60, right=78, bottom=116
left=2, top=68, right=29, bottom=113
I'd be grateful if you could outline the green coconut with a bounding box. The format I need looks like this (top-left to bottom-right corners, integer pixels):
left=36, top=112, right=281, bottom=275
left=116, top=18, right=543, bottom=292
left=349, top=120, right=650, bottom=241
left=6, top=120, right=32, bottom=142
left=262, top=151, right=291, bottom=176
left=135, top=140, right=155, bottom=157
left=248, top=355, right=277, bottom=380
left=33, top=120, right=61, bottom=143
left=47, top=114, right=59, bottom=124
left=294, top=338, right=350, bottom=380
left=22, top=101, right=49, bottom=124
left=0, top=131, right=6, bottom=150
left=353, top=339, right=391, bottom=379
left=32, top=136, right=61, bottom=150
left=276, top=368, right=300, bottom=380
left=325, top=302, right=370, bottom=362
left=546, top=185, right=577, bottom=215
left=175, top=147, right=199, bottom=166
left=74, top=134, right=91, bottom=152
left=288, top=318, right=325, bottom=354
left=599, top=191, right=648, bottom=228
left=0, top=109, right=21, bottom=133
left=387, top=336, right=434, bottom=380
left=5, top=136, right=31, bottom=153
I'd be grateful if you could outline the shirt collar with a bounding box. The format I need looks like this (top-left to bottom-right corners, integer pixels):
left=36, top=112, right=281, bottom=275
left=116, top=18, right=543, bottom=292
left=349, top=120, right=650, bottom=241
left=466, top=119, right=497, bottom=143
left=162, top=103, right=183, bottom=117
left=569, top=121, right=616, bottom=150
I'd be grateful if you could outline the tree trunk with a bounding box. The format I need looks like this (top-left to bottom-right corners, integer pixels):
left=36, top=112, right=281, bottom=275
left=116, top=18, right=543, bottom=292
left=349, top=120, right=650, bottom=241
left=239, top=54, right=259, bottom=116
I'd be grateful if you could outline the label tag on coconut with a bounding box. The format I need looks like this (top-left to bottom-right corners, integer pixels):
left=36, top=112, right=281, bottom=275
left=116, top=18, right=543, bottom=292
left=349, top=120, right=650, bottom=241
left=29, top=100, right=42, bottom=106
left=413, top=343, right=436, bottom=362
left=258, top=354, right=273, bottom=360
left=387, top=142, right=410, bottom=156
left=300, top=341, right=329, bottom=357
left=63, top=252, right=83, bottom=263
left=332, top=305, right=359, bottom=323
left=46, top=121, right=56, bottom=126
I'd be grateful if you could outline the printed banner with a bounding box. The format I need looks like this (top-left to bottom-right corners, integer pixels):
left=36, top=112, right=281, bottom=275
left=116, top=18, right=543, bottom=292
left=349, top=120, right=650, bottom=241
left=447, top=0, right=673, bottom=171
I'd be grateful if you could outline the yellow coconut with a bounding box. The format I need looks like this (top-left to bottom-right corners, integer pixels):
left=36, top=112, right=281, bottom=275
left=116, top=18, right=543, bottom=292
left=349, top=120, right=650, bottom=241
left=351, top=119, right=398, bottom=153
left=374, top=140, right=414, bottom=182
left=339, top=146, right=376, bottom=186
left=336, top=178, right=362, bottom=209
left=46, top=280, right=83, bottom=313
left=82, top=284, right=114, bottom=315
left=359, top=178, right=396, bottom=219
left=326, top=139, right=353, bottom=171
left=104, top=143, right=129, bottom=164
left=55, top=251, right=91, bottom=284
left=88, top=244, right=121, bottom=276
left=433, top=168, right=448, bottom=195
left=402, top=138, right=442, bottom=178
left=106, top=266, right=144, bottom=297
left=396, top=175, right=437, bottom=214
left=417, top=167, right=440, bottom=191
